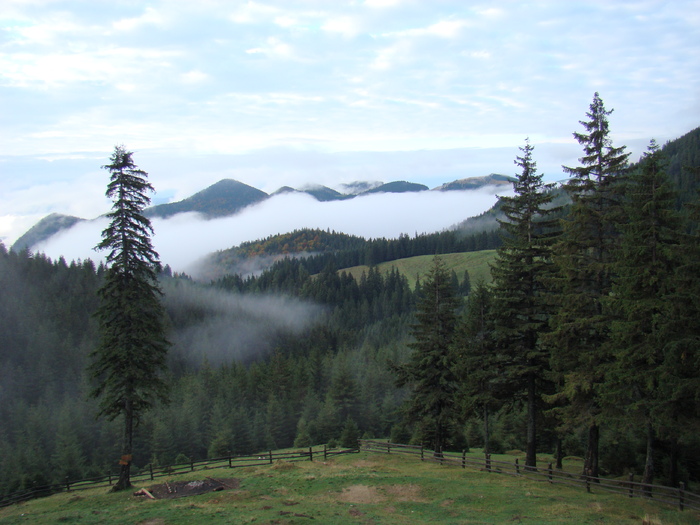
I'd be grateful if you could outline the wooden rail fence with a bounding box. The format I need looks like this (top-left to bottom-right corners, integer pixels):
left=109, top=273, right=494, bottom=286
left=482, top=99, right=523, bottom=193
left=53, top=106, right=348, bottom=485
left=0, top=445, right=359, bottom=508
left=359, top=439, right=700, bottom=513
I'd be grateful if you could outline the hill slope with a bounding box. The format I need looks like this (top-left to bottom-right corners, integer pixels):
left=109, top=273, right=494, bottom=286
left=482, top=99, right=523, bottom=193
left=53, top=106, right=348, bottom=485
left=145, top=179, right=268, bottom=219
left=10, top=213, right=84, bottom=252
left=341, top=250, right=496, bottom=290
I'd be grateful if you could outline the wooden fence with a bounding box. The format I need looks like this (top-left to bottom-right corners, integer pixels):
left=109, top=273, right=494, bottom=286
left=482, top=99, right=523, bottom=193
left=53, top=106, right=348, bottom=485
left=359, top=439, right=700, bottom=513
left=0, top=445, right=359, bottom=508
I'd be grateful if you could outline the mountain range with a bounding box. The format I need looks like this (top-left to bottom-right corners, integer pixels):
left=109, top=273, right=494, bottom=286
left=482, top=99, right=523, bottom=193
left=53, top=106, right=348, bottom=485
left=12, top=120, right=700, bottom=258
left=11, top=174, right=515, bottom=253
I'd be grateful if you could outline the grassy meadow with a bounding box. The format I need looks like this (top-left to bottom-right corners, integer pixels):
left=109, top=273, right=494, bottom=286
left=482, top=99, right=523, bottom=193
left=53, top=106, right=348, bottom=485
left=1, top=449, right=695, bottom=524
left=341, top=250, right=497, bottom=290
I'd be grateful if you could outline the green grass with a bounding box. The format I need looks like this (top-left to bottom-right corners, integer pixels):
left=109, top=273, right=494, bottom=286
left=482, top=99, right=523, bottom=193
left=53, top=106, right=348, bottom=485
left=1, top=451, right=696, bottom=524
left=342, top=250, right=497, bottom=290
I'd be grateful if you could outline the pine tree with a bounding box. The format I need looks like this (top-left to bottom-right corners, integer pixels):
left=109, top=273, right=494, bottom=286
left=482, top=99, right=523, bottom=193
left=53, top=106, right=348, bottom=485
left=657, top=164, right=700, bottom=485
left=89, top=145, right=170, bottom=491
left=393, top=255, right=461, bottom=456
left=547, top=93, right=629, bottom=478
left=603, top=140, right=682, bottom=487
left=453, top=280, right=498, bottom=453
left=490, top=139, right=560, bottom=468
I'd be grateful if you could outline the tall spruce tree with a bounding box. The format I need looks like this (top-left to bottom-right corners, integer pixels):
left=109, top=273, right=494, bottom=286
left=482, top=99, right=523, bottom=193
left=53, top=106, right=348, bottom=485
left=453, top=280, right=498, bottom=454
left=393, top=255, right=461, bottom=456
left=547, top=93, right=629, bottom=478
left=660, top=164, right=700, bottom=485
left=90, top=145, right=170, bottom=491
left=490, top=139, right=560, bottom=468
left=603, top=140, right=682, bottom=487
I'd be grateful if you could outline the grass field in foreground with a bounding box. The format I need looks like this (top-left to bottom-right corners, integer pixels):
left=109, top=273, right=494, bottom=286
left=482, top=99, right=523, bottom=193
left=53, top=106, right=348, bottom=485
left=342, top=250, right=497, bottom=290
left=0, top=450, right=696, bottom=524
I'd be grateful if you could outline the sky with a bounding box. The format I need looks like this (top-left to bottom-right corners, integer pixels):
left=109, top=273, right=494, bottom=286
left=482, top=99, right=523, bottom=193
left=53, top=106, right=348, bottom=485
left=1, top=0, right=699, bottom=254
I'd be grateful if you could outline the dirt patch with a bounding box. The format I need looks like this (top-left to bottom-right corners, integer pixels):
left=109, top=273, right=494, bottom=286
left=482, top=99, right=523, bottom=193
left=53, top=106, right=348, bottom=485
left=337, top=483, right=427, bottom=505
left=338, top=485, right=386, bottom=504
left=384, top=484, right=427, bottom=502
left=141, top=478, right=239, bottom=499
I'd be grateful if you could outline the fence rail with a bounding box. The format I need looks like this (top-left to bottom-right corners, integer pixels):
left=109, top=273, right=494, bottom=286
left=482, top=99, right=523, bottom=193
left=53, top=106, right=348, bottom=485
left=0, top=445, right=359, bottom=508
left=359, top=439, right=700, bottom=513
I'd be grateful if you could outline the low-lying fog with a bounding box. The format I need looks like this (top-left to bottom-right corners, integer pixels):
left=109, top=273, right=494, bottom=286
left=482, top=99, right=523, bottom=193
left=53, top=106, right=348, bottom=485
left=162, top=279, right=323, bottom=365
left=34, top=187, right=507, bottom=275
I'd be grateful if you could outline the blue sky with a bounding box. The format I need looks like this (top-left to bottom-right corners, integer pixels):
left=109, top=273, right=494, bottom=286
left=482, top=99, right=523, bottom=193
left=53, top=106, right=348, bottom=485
left=1, top=0, right=699, bottom=248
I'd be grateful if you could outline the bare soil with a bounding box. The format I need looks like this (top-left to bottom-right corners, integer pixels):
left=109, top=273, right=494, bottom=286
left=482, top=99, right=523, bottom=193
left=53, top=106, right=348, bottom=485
left=142, top=478, right=239, bottom=499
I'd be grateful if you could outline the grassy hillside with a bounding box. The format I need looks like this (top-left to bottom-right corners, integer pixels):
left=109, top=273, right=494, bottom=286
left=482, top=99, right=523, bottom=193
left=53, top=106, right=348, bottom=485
left=1, top=450, right=694, bottom=524
left=341, top=250, right=497, bottom=289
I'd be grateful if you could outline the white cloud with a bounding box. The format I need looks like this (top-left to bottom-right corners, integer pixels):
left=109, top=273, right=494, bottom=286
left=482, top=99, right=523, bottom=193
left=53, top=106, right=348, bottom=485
left=380, top=18, right=470, bottom=39
left=365, top=0, right=403, bottom=7
left=230, top=1, right=283, bottom=24
left=181, top=69, right=210, bottom=84
left=322, top=16, right=363, bottom=38
left=33, top=188, right=505, bottom=274
left=246, top=36, right=294, bottom=58
left=112, top=7, right=167, bottom=32
left=0, top=47, right=181, bottom=88
left=371, top=40, right=412, bottom=70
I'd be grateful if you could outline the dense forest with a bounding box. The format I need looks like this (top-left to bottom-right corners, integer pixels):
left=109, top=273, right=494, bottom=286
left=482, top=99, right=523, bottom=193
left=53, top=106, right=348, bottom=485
left=1, top=118, right=699, bottom=500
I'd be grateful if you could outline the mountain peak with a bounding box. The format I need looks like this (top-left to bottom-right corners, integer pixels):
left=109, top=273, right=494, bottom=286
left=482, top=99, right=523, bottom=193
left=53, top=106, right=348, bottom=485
left=146, top=179, right=268, bottom=219
left=362, top=181, right=429, bottom=194
left=434, top=174, right=515, bottom=191
left=11, top=213, right=84, bottom=253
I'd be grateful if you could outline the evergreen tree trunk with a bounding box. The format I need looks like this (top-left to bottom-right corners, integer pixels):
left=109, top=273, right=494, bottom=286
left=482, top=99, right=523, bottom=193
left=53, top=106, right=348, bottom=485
left=668, top=438, right=679, bottom=488
left=642, top=421, right=655, bottom=490
left=526, top=372, right=537, bottom=469
left=115, top=396, right=134, bottom=491
left=584, top=424, right=599, bottom=479
left=555, top=436, right=563, bottom=470
left=434, top=421, right=444, bottom=458
left=483, top=405, right=490, bottom=455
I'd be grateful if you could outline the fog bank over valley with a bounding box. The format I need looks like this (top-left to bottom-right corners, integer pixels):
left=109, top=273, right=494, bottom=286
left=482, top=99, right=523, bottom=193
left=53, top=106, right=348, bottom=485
left=34, top=187, right=508, bottom=276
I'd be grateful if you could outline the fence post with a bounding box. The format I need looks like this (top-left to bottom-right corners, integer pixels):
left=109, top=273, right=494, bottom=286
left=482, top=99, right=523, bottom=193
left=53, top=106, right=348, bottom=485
left=515, top=458, right=519, bottom=474
left=462, top=450, right=466, bottom=469
left=269, top=450, right=273, bottom=464
left=585, top=474, right=591, bottom=493
left=485, top=453, right=491, bottom=473
left=149, top=463, right=154, bottom=481
left=420, top=445, right=424, bottom=461
left=387, top=440, right=391, bottom=454
left=679, top=482, right=685, bottom=511
left=108, top=472, right=112, bottom=486
left=65, top=476, right=70, bottom=492
left=309, top=446, right=313, bottom=462
left=548, top=463, right=553, bottom=483
left=628, top=472, right=634, bottom=498
left=191, top=458, right=194, bottom=472
left=324, top=444, right=327, bottom=461
left=228, top=451, right=232, bottom=469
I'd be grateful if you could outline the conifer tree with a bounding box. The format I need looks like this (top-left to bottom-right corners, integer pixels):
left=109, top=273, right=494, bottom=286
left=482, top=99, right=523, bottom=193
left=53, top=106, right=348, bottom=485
left=393, top=255, right=461, bottom=456
left=90, top=145, right=170, bottom=491
left=603, top=140, right=682, bottom=487
left=490, top=139, right=560, bottom=468
left=453, top=280, right=498, bottom=453
left=547, top=93, right=629, bottom=478
left=660, top=165, right=700, bottom=484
